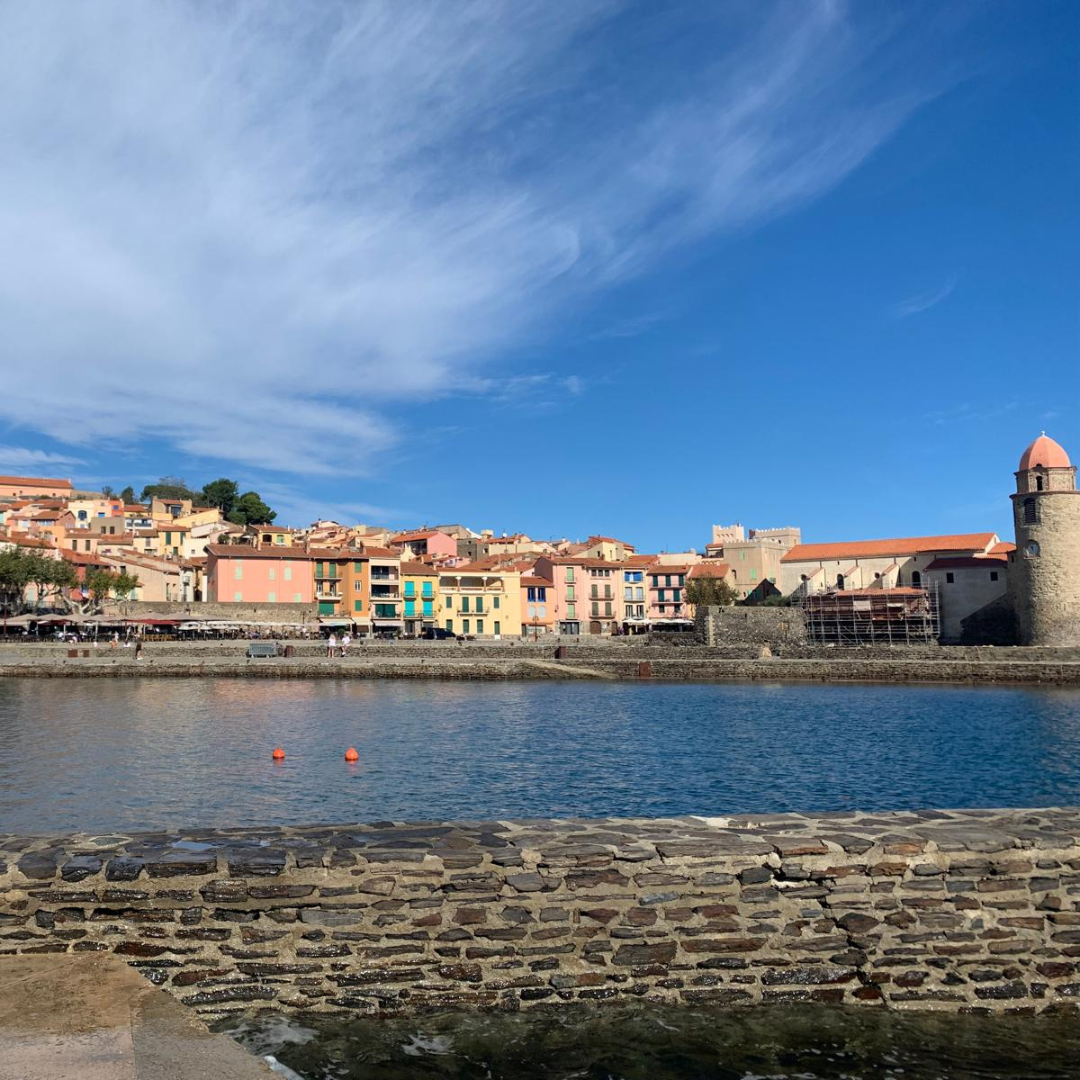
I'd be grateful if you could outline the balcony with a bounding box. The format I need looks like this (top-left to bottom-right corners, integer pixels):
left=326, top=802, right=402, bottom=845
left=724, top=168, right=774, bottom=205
left=370, top=587, right=400, bottom=600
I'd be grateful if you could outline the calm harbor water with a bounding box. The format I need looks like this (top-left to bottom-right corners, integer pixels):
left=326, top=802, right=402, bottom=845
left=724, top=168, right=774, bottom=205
left=1, top=677, right=1079, bottom=833
left=224, top=1002, right=1080, bottom=1079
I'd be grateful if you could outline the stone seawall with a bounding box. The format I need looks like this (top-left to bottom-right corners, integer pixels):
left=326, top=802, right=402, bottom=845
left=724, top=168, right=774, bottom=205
left=2, top=654, right=1080, bottom=684
left=1, top=810, right=1078, bottom=1018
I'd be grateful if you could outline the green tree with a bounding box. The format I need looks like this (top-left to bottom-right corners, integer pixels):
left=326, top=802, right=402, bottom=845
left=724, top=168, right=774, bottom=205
left=21, top=553, right=77, bottom=612
left=201, top=478, right=239, bottom=517
left=684, top=575, right=741, bottom=608
left=0, top=549, right=32, bottom=614
left=140, top=476, right=197, bottom=502
left=85, top=568, right=141, bottom=605
left=119, top=486, right=135, bottom=504
left=101, top=484, right=115, bottom=498
left=227, top=490, right=277, bottom=526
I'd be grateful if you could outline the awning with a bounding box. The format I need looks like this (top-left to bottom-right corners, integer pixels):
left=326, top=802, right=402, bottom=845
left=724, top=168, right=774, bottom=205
left=318, top=618, right=354, bottom=627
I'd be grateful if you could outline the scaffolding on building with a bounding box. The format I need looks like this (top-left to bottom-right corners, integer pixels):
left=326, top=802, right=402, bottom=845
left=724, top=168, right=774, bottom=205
left=798, top=584, right=940, bottom=646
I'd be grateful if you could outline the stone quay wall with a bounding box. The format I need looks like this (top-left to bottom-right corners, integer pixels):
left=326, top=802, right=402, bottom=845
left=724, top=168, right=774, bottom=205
left=696, top=605, right=808, bottom=648
left=2, top=653, right=1080, bottom=684
left=1, top=809, right=1078, bottom=1019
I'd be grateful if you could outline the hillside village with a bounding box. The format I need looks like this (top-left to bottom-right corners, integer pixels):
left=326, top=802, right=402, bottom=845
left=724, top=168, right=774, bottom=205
left=5, top=441, right=1058, bottom=647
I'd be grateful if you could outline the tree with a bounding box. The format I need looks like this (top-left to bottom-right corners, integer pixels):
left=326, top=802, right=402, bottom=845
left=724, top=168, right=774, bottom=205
left=21, top=553, right=76, bottom=612
left=140, top=476, right=197, bottom=502
left=684, top=575, right=741, bottom=608
left=201, top=478, right=239, bottom=517
left=101, top=484, right=115, bottom=498
left=227, top=490, right=276, bottom=526
left=85, top=569, right=141, bottom=606
left=119, top=486, right=135, bottom=504
left=0, top=549, right=32, bottom=614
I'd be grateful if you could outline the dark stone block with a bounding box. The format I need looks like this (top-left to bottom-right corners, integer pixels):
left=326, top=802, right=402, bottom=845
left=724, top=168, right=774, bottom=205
left=105, top=858, right=145, bottom=882
left=17, top=853, right=58, bottom=880
left=61, top=856, right=103, bottom=882
left=227, top=850, right=286, bottom=876
left=184, top=986, right=277, bottom=1005
left=146, top=852, right=217, bottom=878
left=612, top=943, right=677, bottom=966
left=837, top=912, right=881, bottom=935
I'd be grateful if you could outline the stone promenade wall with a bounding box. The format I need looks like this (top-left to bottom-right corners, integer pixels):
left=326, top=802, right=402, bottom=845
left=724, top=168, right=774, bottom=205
left=3, top=655, right=1080, bottom=684
left=102, top=600, right=320, bottom=624
left=1, top=809, right=1078, bottom=1018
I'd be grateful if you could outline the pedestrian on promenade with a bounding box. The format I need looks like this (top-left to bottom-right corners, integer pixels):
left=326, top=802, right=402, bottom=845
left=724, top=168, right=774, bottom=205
left=341, top=632, right=351, bottom=657
left=327, top=632, right=337, bottom=658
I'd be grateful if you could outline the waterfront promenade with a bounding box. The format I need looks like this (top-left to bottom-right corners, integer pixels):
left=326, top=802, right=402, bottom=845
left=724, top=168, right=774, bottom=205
left=3, top=639, right=1080, bottom=685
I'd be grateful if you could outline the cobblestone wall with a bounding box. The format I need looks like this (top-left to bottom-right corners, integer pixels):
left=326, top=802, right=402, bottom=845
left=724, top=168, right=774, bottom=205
left=2, top=809, right=1078, bottom=1018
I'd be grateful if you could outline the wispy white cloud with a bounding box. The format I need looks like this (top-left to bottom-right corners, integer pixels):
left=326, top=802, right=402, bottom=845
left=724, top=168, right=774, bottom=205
left=892, top=274, right=958, bottom=318
left=0, top=445, right=86, bottom=473
left=252, top=481, right=408, bottom=530
left=0, top=1, right=946, bottom=475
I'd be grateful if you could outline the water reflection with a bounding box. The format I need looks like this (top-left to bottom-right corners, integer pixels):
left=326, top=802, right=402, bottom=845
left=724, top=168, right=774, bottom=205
left=1, top=678, right=1078, bottom=834
left=222, top=1002, right=1080, bottom=1080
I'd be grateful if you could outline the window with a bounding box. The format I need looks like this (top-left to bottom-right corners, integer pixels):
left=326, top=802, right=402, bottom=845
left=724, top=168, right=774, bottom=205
left=234, top=564, right=243, bottom=579
left=476, top=619, right=484, bottom=634
left=749, top=569, right=757, bottom=582
left=565, top=567, right=575, bottom=582
left=657, top=589, right=666, bottom=602
left=567, top=603, right=576, bottom=618
left=671, top=589, right=681, bottom=602
left=591, top=602, right=599, bottom=616
left=445, top=596, right=452, bottom=608
left=422, top=582, right=433, bottom=598
left=405, top=600, right=415, bottom=617
left=604, top=602, right=612, bottom=617
left=267, top=591, right=276, bottom=602
left=354, top=600, right=363, bottom=612
left=423, top=600, right=433, bottom=617
left=462, top=596, right=470, bottom=613
left=446, top=619, right=453, bottom=632
left=354, top=562, right=364, bottom=573
left=476, top=598, right=484, bottom=614
left=404, top=581, right=416, bottom=598
left=624, top=587, right=632, bottom=600
left=635, top=587, right=643, bottom=601
left=284, top=565, right=292, bottom=581
left=1036, top=475, right=1044, bottom=491
left=665, top=574, right=672, bottom=587
left=494, top=621, right=500, bottom=635
left=268, top=567, right=276, bottom=581
left=315, top=561, right=324, bottom=577
left=946, top=573, right=954, bottom=584
left=911, top=571, right=922, bottom=587
left=678, top=575, right=685, bottom=586
left=462, top=619, right=470, bottom=633
left=1024, top=498, right=1037, bottom=524
left=293, top=593, right=301, bottom=602
left=990, top=571, right=999, bottom=582
left=233, top=591, right=242, bottom=602
left=566, top=585, right=575, bottom=600
left=591, top=585, right=599, bottom=599
left=494, top=596, right=501, bottom=608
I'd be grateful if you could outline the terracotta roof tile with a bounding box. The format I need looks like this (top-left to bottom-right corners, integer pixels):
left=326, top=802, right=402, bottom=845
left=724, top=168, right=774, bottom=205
left=781, top=533, right=997, bottom=563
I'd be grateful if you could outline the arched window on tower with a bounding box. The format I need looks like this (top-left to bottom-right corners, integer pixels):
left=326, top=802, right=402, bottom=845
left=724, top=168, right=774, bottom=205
left=1024, top=497, right=1037, bottom=524
left=836, top=573, right=844, bottom=590
left=911, top=570, right=922, bottom=588
left=1036, top=475, right=1045, bottom=491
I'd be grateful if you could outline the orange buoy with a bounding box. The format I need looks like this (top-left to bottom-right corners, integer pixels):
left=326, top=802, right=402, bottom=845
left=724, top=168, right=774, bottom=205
left=272, top=747, right=285, bottom=760
left=344, top=747, right=359, bottom=762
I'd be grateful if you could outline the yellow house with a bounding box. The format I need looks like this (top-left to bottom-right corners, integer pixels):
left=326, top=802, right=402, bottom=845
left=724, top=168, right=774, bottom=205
left=401, top=561, right=439, bottom=636
left=438, top=564, right=522, bottom=638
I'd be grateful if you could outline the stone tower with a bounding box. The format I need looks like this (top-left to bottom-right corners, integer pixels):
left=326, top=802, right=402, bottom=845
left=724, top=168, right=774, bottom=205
left=1009, top=433, right=1080, bottom=645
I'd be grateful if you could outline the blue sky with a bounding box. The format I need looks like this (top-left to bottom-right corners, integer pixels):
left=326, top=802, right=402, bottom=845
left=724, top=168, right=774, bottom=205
left=0, top=1, right=1076, bottom=551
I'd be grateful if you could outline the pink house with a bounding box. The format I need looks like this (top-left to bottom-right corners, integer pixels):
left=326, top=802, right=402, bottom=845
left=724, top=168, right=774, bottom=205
left=389, top=529, right=458, bottom=560
left=205, top=545, right=315, bottom=604
left=533, top=556, right=622, bottom=635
